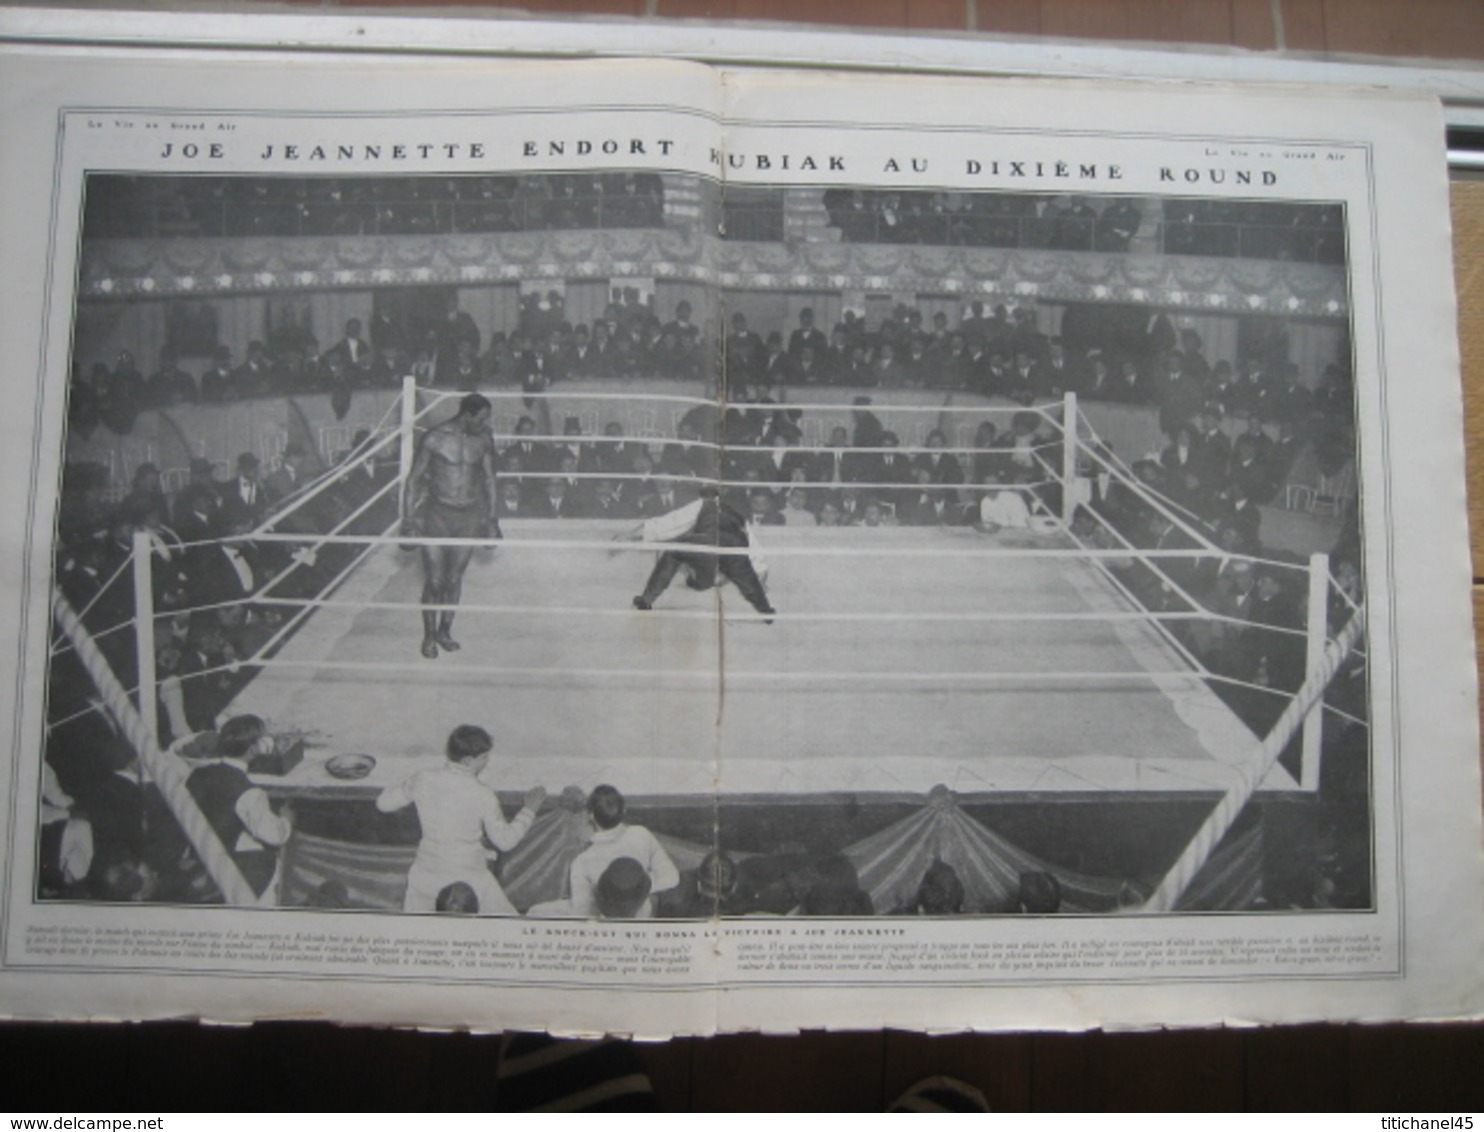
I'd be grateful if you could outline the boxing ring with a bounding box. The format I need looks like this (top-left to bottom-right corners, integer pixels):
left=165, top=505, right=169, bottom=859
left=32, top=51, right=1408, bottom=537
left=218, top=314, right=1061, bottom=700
left=230, top=521, right=1276, bottom=798
left=49, top=380, right=1367, bottom=911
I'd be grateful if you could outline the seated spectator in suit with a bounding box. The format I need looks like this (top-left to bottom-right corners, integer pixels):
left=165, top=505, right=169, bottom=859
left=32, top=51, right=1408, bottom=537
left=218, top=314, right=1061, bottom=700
left=230, top=341, right=279, bottom=399
left=1226, top=435, right=1274, bottom=507
left=969, top=421, right=1004, bottom=484
left=858, top=431, right=915, bottom=511
left=816, top=498, right=845, bottom=527
left=535, top=476, right=585, bottom=519
left=859, top=499, right=892, bottom=527
left=441, top=337, right=486, bottom=390
left=505, top=415, right=556, bottom=478
left=1160, top=425, right=1205, bottom=508
left=435, top=881, right=480, bottom=915
left=1111, top=358, right=1144, bottom=403
left=656, top=850, right=741, bottom=918
left=915, top=429, right=966, bottom=488
left=1012, top=870, right=1062, bottom=914
left=779, top=488, right=818, bottom=527
left=761, top=333, right=799, bottom=386
left=495, top=480, right=530, bottom=519
left=123, top=463, right=170, bottom=530
left=891, top=859, right=966, bottom=916
left=900, top=467, right=952, bottom=527
left=172, top=479, right=220, bottom=557
left=636, top=475, right=688, bottom=519
left=748, top=489, right=784, bottom=527
left=95, top=858, right=160, bottom=903
left=974, top=468, right=1033, bottom=532
left=597, top=421, right=644, bottom=476
left=567, top=785, right=679, bottom=919
left=264, top=442, right=313, bottom=504
left=586, top=479, right=632, bottom=520
left=145, top=351, right=198, bottom=407
left=1246, top=569, right=1305, bottom=692
left=324, top=317, right=373, bottom=378
left=594, top=857, right=653, bottom=920
left=224, top=452, right=273, bottom=519
left=73, top=737, right=190, bottom=902
left=198, top=347, right=233, bottom=403
left=725, top=852, right=816, bottom=915
left=156, top=636, right=217, bottom=748
left=1217, top=483, right=1262, bottom=552
left=799, top=855, right=874, bottom=916
left=1196, top=559, right=1258, bottom=676
left=181, top=714, right=294, bottom=904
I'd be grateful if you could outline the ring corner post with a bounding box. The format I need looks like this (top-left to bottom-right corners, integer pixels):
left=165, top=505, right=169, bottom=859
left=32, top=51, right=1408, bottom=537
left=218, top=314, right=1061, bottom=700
left=1300, top=551, right=1330, bottom=792
left=1061, top=390, right=1080, bottom=526
left=131, top=527, right=157, bottom=752
left=399, top=373, right=418, bottom=487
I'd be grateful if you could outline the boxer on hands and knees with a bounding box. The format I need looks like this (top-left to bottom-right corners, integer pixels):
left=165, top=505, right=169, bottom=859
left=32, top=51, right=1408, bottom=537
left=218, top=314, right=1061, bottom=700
left=402, top=393, right=500, bottom=659
left=621, top=484, right=775, bottom=620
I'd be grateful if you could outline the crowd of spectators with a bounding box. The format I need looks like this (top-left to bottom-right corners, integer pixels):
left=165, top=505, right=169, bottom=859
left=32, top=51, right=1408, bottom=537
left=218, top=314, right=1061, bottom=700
left=1162, top=199, right=1346, bottom=264
left=824, top=190, right=1344, bottom=263
left=52, top=423, right=397, bottom=751
left=85, top=172, right=1344, bottom=268
left=51, top=278, right=1365, bottom=911
left=72, top=290, right=1347, bottom=446
left=55, top=293, right=1360, bottom=744
left=44, top=369, right=1363, bottom=912
left=83, top=173, right=666, bottom=240
left=825, top=190, right=1143, bottom=251
left=41, top=711, right=1073, bottom=915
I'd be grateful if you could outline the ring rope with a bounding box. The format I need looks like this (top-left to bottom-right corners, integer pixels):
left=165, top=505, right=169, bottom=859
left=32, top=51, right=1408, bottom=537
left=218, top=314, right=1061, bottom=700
left=51, top=588, right=258, bottom=906
left=1059, top=499, right=1214, bottom=677
left=49, top=523, right=398, bottom=734
left=1071, top=413, right=1324, bottom=583
left=475, top=472, right=1058, bottom=497
left=1072, top=427, right=1222, bottom=558
left=50, top=552, right=135, bottom=651
left=249, top=398, right=402, bottom=538
left=1055, top=447, right=1319, bottom=645
left=241, top=523, right=396, bottom=669
left=230, top=531, right=1298, bottom=560
left=1199, top=669, right=1369, bottom=729
left=479, top=436, right=1060, bottom=460
left=1053, top=438, right=1316, bottom=660
left=1144, top=605, right=1367, bottom=912
left=423, top=387, right=722, bottom=410
left=255, top=477, right=401, bottom=599
left=227, top=655, right=1233, bottom=685
left=245, top=594, right=1255, bottom=626
left=419, top=385, right=1071, bottom=419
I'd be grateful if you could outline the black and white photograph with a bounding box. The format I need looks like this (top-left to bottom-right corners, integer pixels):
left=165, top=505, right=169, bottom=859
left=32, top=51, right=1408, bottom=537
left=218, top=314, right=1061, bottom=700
left=1, top=49, right=1479, bottom=1034
left=43, top=166, right=1368, bottom=923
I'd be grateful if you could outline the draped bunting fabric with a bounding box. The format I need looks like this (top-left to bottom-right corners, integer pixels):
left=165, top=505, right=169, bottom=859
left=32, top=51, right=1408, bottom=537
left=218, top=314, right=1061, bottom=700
left=844, top=785, right=1130, bottom=914
left=1174, top=823, right=1265, bottom=912
left=278, top=786, right=1265, bottom=916
left=280, top=833, right=414, bottom=910
left=283, top=803, right=715, bottom=913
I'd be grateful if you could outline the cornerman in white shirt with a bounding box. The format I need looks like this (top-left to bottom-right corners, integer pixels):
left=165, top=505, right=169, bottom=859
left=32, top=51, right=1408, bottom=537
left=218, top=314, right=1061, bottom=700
left=376, top=724, right=546, bottom=915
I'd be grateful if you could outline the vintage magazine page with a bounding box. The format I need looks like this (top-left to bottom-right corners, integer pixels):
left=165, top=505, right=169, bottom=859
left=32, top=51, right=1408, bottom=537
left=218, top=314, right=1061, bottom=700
left=0, top=27, right=1480, bottom=1035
